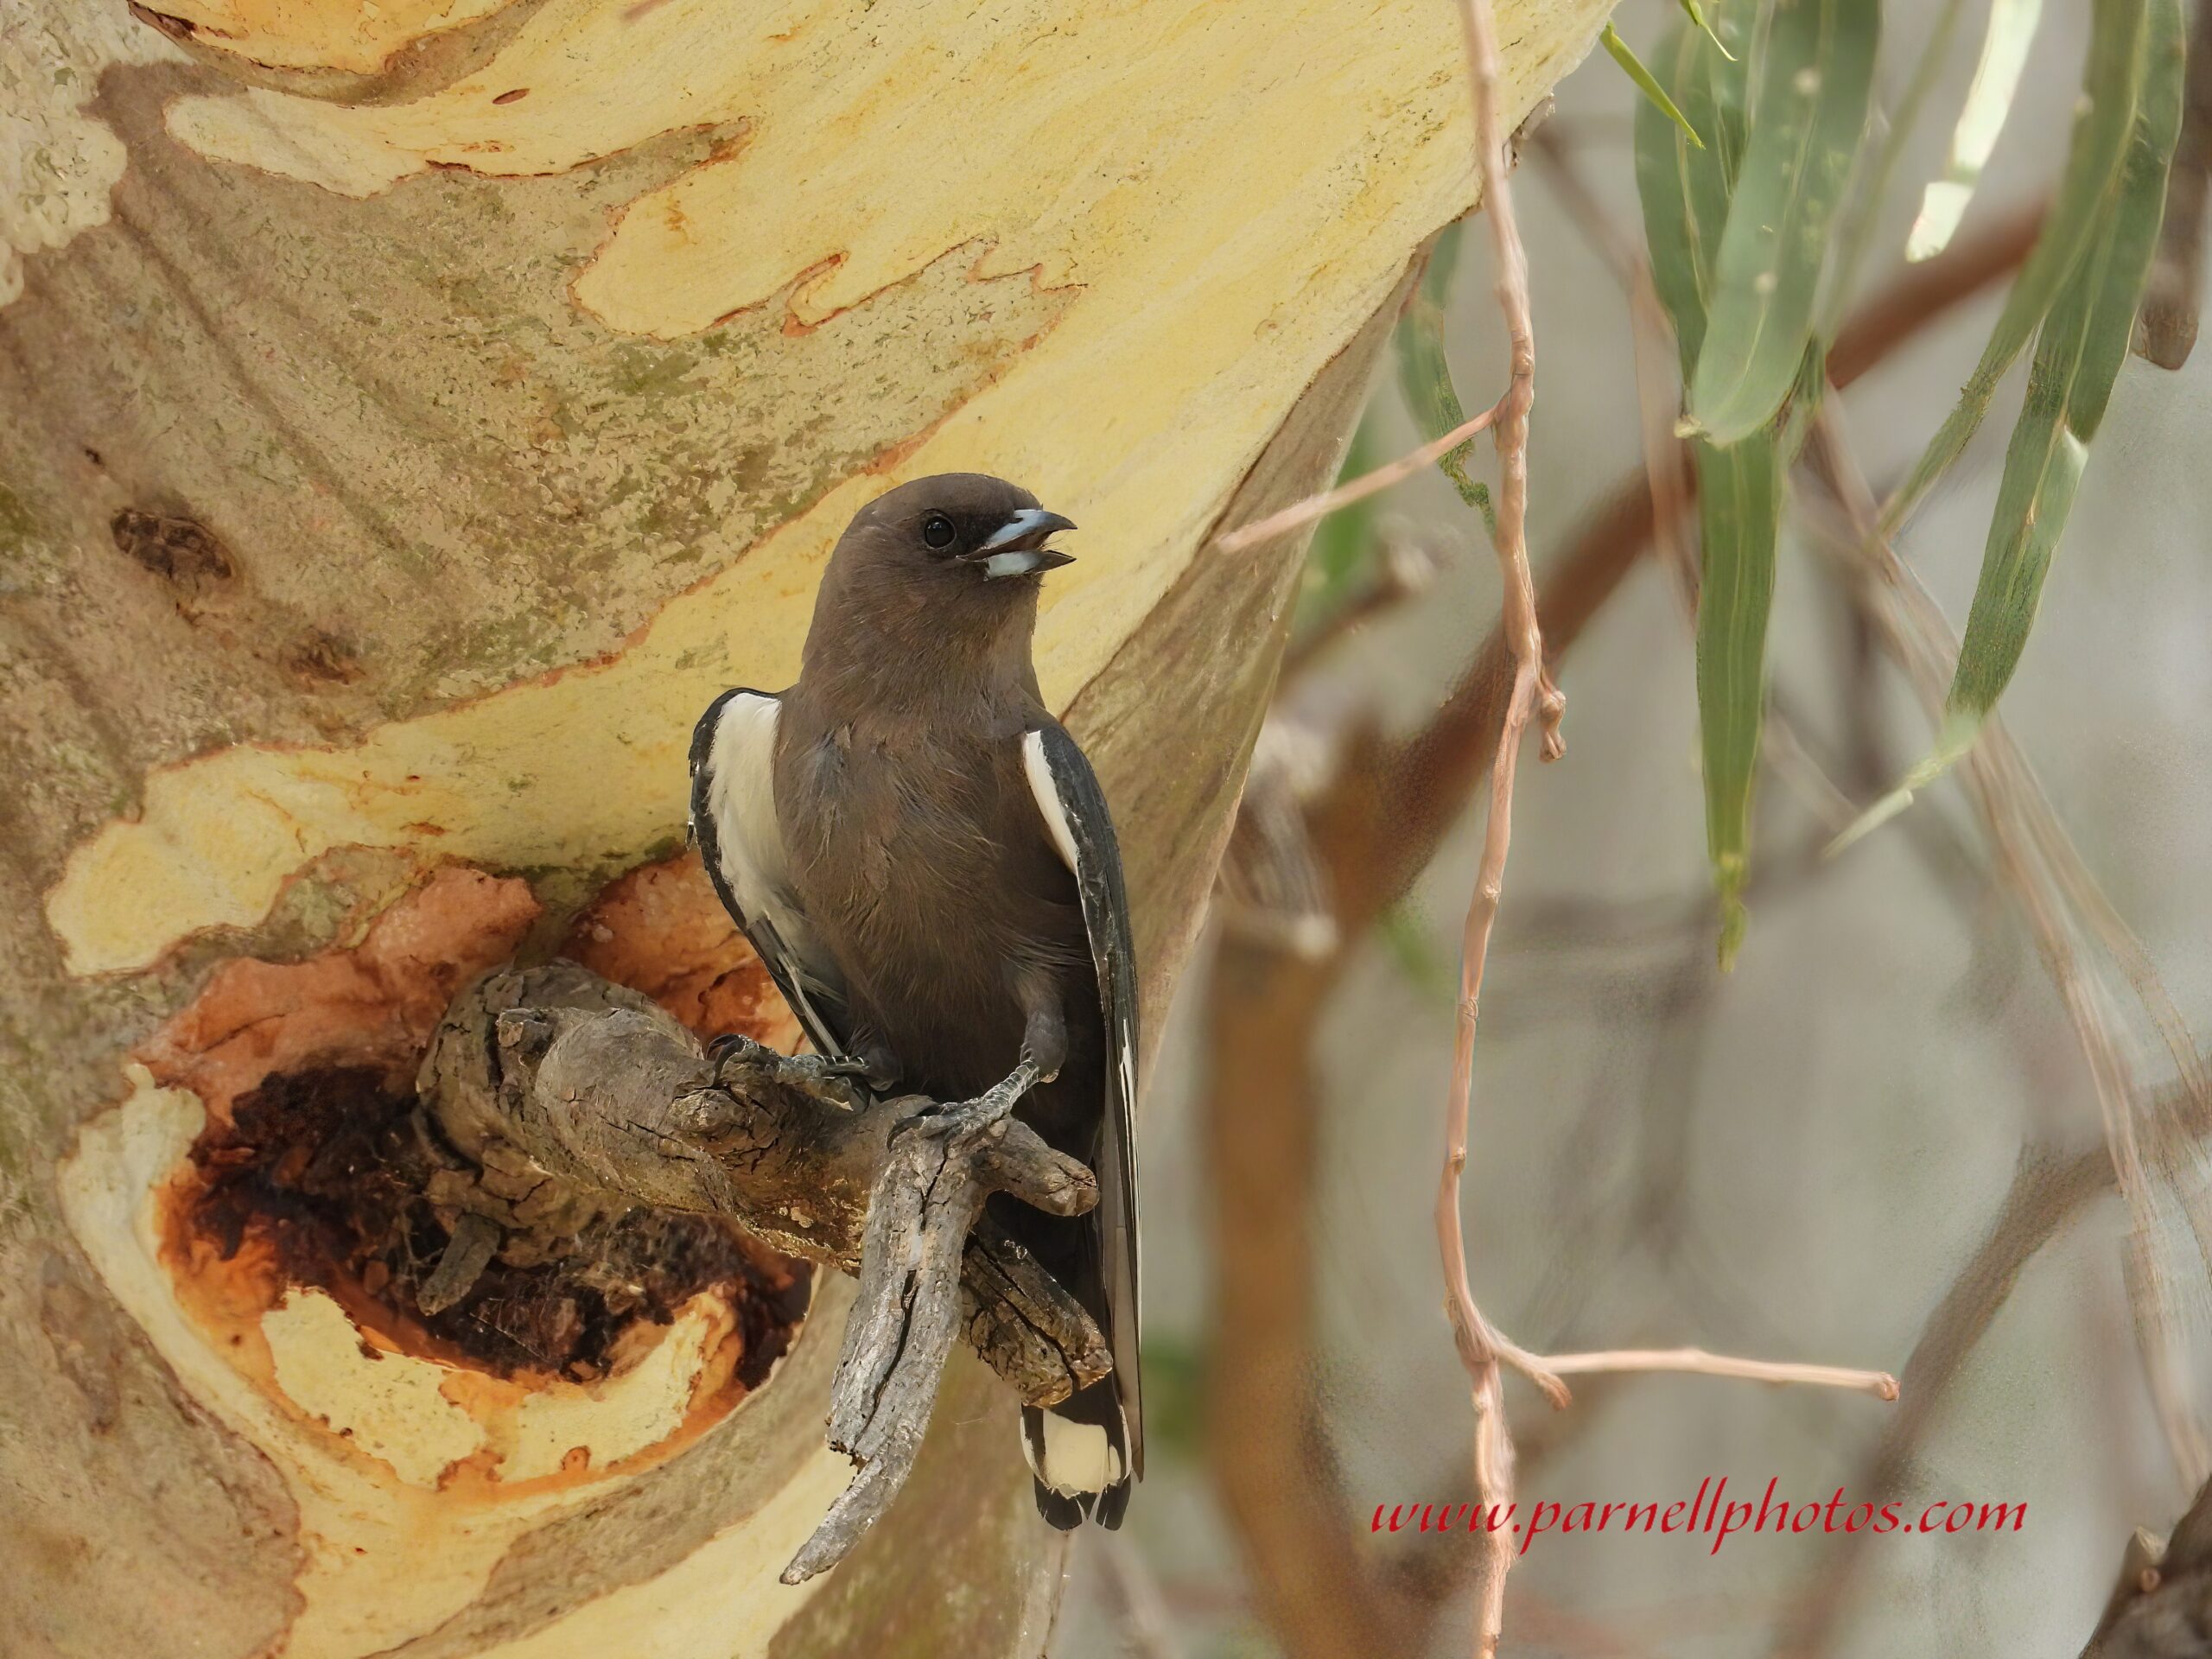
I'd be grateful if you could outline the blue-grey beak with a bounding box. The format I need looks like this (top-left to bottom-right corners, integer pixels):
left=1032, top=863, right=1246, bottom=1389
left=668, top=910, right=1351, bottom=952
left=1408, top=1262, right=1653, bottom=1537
left=968, top=508, right=1077, bottom=579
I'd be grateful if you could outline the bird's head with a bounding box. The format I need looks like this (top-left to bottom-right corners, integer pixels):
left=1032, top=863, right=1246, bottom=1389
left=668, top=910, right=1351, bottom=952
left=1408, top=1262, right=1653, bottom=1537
left=802, top=474, right=1077, bottom=689
left=832, top=473, right=1076, bottom=598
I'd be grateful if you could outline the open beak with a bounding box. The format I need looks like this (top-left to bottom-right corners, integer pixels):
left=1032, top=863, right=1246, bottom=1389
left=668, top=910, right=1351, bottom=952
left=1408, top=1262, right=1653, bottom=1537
left=968, top=507, right=1077, bottom=579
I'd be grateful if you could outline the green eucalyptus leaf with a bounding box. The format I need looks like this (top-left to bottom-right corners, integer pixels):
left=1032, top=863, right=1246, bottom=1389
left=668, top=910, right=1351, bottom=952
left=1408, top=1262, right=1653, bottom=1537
left=1633, top=11, right=1751, bottom=372
left=1694, top=433, right=1783, bottom=970
left=1882, top=0, right=2156, bottom=537
left=1684, top=0, right=1880, bottom=446
left=1634, top=3, right=1783, bottom=967
left=1393, top=224, right=1489, bottom=511
left=1947, top=0, right=2184, bottom=738
left=1604, top=22, right=1705, bottom=150
left=1835, top=0, right=2184, bottom=849
left=1681, top=0, right=1738, bottom=59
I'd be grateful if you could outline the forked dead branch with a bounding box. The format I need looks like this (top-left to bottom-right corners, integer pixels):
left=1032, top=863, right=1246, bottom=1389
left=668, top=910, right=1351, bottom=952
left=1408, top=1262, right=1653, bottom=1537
left=415, top=961, right=1108, bottom=1583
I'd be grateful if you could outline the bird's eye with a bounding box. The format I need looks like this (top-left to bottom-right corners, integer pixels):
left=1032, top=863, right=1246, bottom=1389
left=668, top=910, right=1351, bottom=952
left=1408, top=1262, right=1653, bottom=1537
left=921, top=512, right=956, bottom=550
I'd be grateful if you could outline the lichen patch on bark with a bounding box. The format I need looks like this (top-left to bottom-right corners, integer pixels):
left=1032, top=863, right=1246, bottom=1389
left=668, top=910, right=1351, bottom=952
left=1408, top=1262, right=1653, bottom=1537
left=0, top=7, right=177, bottom=306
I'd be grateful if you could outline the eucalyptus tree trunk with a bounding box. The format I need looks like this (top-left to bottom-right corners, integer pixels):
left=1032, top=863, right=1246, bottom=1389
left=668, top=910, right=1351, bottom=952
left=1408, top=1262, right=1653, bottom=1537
left=0, top=3, right=1610, bottom=1654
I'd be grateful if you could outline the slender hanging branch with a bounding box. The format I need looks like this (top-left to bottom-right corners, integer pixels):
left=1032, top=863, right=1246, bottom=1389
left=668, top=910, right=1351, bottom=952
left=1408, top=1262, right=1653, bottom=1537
left=1433, top=7, right=1893, bottom=1654
left=1437, top=3, right=1564, bottom=1650
left=1200, top=202, right=2040, bottom=1659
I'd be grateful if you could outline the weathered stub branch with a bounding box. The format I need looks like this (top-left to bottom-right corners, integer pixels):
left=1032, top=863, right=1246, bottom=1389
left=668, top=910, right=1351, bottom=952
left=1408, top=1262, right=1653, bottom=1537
left=784, top=1060, right=1063, bottom=1583
left=416, top=962, right=1107, bottom=1580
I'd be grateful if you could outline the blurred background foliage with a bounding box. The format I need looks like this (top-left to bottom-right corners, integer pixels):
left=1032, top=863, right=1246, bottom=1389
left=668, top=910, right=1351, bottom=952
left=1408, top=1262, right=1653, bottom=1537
left=1055, top=0, right=2212, bottom=1654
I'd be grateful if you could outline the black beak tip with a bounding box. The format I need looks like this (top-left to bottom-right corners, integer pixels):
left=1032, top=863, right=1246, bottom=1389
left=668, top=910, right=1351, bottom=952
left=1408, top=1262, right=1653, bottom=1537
left=1029, top=511, right=1077, bottom=566
left=969, top=505, right=1079, bottom=575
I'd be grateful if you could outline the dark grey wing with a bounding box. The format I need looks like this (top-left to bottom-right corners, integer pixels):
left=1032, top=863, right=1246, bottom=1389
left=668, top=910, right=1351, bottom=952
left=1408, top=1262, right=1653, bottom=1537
left=1022, top=720, right=1142, bottom=1480
left=690, top=689, right=854, bottom=1059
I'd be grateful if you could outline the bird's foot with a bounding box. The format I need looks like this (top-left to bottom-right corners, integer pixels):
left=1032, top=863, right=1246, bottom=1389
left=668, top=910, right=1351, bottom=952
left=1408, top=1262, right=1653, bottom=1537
left=981, top=1055, right=1043, bottom=1117
left=707, top=1033, right=872, bottom=1110
left=899, top=1057, right=1041, bottom=1137
left=706, top=1031, right=775, bottom=1084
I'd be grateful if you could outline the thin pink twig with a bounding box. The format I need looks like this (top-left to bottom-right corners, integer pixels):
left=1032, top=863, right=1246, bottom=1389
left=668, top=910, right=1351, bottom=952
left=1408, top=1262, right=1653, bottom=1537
left=1543, top=1348, right=1900, bottom=1401
left=1210, top=12, right=1895, bottom=1652
left=1435, top=3, right=1563, bottom=1656
left=1213, top=404, right=1500, bottom=555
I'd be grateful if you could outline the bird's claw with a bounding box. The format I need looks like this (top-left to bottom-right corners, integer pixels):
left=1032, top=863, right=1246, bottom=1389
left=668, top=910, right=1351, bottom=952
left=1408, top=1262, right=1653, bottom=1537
left=890, top=1058, right=1038, bottom=1142
left=707, top=1032, right=773, bottom=1087
left=706, top=1034, right=873, bottom=1109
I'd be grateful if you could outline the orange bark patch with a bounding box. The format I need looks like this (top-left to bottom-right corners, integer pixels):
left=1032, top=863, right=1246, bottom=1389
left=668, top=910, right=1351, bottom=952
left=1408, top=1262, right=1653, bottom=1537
left=135, top=855, right=808, bottom=1499
left=137, top=866, right=539, bottom=1122
left=563, top=847, right=803, bottom=1049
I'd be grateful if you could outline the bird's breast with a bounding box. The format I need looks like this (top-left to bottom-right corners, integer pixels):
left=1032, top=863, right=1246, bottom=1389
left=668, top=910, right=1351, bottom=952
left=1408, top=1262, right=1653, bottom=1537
left=776, top=720, right=1085, bottom=1096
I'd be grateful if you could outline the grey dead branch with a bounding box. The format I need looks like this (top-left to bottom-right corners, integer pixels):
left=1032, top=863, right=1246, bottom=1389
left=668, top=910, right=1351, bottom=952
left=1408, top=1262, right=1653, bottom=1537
left=415, top=961, right=1108, bottom=1582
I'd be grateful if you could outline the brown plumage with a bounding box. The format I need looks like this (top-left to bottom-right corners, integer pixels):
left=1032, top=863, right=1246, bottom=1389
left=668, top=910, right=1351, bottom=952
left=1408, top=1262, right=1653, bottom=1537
left=690, top=474, right=1141, bottom=1529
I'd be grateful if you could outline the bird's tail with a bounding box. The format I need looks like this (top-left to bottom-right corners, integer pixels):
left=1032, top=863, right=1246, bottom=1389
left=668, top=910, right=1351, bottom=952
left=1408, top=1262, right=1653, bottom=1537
left=1022, top=1378, right=1133, bottom=1529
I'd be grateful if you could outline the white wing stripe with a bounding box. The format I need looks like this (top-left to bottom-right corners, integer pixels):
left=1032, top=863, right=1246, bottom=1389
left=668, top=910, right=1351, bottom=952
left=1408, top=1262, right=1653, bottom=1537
left=696, top=691, right=847, bottom=1052
left=1021, top=730, right=1083, bottom=873
left=706, top=694, right=790, bottom=925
